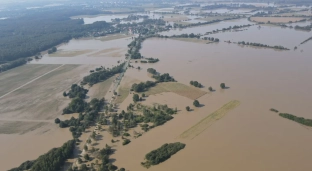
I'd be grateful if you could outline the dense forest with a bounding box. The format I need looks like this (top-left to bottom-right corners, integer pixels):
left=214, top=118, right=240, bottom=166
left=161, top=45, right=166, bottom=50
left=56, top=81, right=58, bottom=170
left=0, top=7, right=116, bottom=62
left=10, top=140, right=75, bottom=171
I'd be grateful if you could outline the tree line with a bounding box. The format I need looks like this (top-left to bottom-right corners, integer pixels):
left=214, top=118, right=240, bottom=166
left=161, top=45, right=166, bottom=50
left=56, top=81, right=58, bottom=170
left=190, top=81, right=203, bottom=88
left=141, top=142, right=186, bottom=168
left=279, top=113, right=312, bottom=127
left=131, top=73, right=175, bottom=93
left=0, top=58, right=27, bottom=73
left=82, top=63, right=125, bottom=86
left=10, top=140, right=75, bottom=171
left=237, top=41, right=290, bottom=50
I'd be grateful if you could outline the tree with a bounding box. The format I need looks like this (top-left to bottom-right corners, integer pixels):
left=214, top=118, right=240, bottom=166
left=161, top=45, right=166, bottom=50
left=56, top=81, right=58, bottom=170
left=220, top=83, right=226, bottom=89
left=87, top=138, right=92, bottom=144
left=91, top=131, right=96, bottom=140
left=208, top=87, right=213, bottom=92
left=63, top=91, right=67, bottom=97
left=84, top=145, right=88, bottom=151
left=84, top=154, right=90, bottom=161
left=133, top=94, right=140, bottom=102
left=80, top=164, right=87, bottom=171
left=142, top=93, right=145, bottom=97
left=55, top=118, right=60, bottom=124
left=193, top=100, right=200, bottom=107
left=78, top=158, right=82, bottom=164
left=114, top=91, right=117, bottom=96
left=186, top=106, right=190, bottom=111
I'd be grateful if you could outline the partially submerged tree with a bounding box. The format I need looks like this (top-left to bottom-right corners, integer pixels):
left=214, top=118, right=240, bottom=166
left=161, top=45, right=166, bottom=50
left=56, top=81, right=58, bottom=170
left=193, top=100, right=200, bottom=107
left=186, top=106, right=190, bottom=111
left=133, top=94, right=140, bottom=102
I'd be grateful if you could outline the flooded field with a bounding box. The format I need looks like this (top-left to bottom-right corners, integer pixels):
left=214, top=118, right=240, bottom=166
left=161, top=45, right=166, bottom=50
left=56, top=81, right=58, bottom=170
left=210, top=24, right=311, bottom=49
left=2, top=3, right=312, bottom=170
left=115, top=37, right=312, bottom=171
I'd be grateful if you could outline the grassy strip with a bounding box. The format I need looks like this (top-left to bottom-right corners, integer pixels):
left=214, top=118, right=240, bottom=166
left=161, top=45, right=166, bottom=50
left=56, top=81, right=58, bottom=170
left=179, top=100, right=241, bottom=139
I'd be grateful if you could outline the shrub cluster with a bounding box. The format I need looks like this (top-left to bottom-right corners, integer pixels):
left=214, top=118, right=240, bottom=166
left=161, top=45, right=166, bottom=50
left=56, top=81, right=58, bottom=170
left=141, top=142, right=186, bottom=168
left=190, top=81, right=202, bottom=88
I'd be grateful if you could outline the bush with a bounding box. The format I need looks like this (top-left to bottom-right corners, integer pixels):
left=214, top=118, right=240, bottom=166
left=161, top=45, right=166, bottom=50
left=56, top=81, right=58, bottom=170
left=147, top=68, right=157, bottom=75
left=193, top=100, right=200, bottom=107
left=220, top=83, right=226, bottom=89
left=122, top=139, right=131, bottom=146
left=270, top=108, right=279, bottom=113
left=208, top=87, right=213, bottom=92
left=123, top=132, right=130, bottom=137
left=190, top=80, right=202, bottom=88
left=133, top=94, right=140, bottom=102
left=54, top=118, right=60, bottom=124
left=186, top=106, right=190, bottom=111
left=84, top=154, right=90, bottom=161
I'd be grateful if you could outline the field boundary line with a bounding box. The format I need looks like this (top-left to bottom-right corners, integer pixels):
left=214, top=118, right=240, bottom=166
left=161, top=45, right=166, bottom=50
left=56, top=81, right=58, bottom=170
left=0, top=64, right=65, bottom=99
left=178, top=100, right=241, bottom=140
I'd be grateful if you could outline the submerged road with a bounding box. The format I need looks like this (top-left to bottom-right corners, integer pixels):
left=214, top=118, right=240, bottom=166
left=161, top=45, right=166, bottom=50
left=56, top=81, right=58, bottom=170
left=0, top=64, right=65, bottom=100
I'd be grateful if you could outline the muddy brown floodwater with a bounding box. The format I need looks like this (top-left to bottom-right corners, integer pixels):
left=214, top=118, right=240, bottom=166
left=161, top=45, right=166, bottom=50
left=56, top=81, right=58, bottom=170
left=1, top=16, right=312, bottom=171
left=111, top=37, right=312, bottom=171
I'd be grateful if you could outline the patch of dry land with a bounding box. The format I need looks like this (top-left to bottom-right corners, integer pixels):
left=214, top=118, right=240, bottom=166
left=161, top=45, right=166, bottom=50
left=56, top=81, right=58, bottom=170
left=171, top=37, right=214, bottom=44
left=163, top=14, right=189, bottom=22
left=49, top=49, right=94, bottom=57
left=114, top=76, right=140, bottom=104
left=88, top=47, right=127, bottom=58
left=88, top=75, right=117, bottom=100
left=179, top=100, right=240, bottom=139
left=96, top=34, right=132, bottom=41
left=250, top=17, right=306, bottom=23
left=198, top=15, right=236, bottom=22
left=0, top=64, right=98, bottom=170
left=0, top=64, right=93, bottom=121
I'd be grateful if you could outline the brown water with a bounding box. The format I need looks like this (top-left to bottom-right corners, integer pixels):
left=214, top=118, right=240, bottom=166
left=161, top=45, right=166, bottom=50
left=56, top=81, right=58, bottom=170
left=2, top=16, right=312, bottom=171
left=210, top=24, right=312, bottom=48
left=110, top=37, right=312, bottom=171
